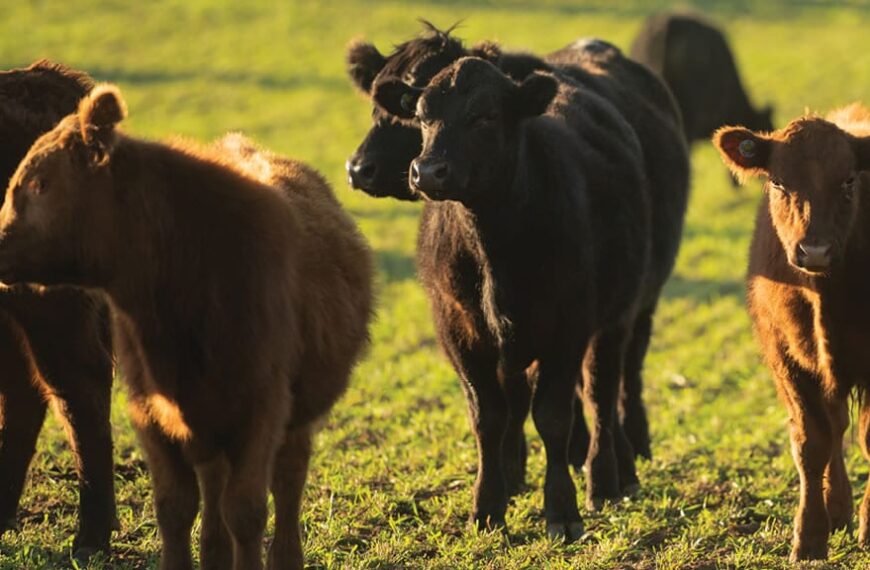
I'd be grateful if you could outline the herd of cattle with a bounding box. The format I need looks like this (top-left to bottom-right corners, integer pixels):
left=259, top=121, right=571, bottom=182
left=0, top=11, right=865, bottom=568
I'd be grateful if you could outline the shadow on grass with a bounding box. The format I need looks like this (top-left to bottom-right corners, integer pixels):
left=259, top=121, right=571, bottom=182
left=662, top=274, right=744, bottom=304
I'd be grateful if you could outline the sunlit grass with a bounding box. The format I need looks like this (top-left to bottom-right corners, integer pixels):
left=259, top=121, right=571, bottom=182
left=2, top=1, right=870, bottom=568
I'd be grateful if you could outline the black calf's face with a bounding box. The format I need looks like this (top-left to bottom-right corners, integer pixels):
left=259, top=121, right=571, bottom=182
left=375, top=58, right=556, bottom=204
left=346, top=110, right=422, bottom=201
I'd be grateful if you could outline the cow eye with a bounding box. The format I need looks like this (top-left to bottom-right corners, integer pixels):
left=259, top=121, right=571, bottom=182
left=26, top=178, right=45, bottom=196
left=843, top=175, right=857, bottom=201
left=469, top=112, right=498, bottom=128
left=419, top=119, right=432, bottom=130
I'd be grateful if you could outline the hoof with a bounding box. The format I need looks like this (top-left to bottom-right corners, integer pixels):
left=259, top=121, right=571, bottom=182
left=470, top=513, right=507, bottom=534
left=635, top=448, right=652, bottom=461
left=586, top=496, right=604, bottom=512
left=790, top=539, right=828, bottom=562
left=73, top=546, right=104, bottom=563
left=546, top=521, right=584, bottom=542
left=620, top=482, right=640, bottom=497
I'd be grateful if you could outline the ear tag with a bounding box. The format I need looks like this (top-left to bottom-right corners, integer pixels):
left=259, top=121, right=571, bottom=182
left=400, top=93, right=415, bottom=113
left=738, top=139, right=756, bottom=159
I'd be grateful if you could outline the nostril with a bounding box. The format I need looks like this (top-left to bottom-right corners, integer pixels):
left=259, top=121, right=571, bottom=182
left=433, top=163, right=450, bottom=181
left=358, top=162, right=376, bottom=180
left=410, top=162, right=421, bottom=184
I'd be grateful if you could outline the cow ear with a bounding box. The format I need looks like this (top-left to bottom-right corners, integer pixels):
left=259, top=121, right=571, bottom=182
left=372, top=79, right=422, bottom=120
left=713, top=126, right=772, bottom=182
left=346, top=40, right=387, bottom=94
left=514, top=72, right=558, bottom=118
left=78, top=83, right=126, bottom=166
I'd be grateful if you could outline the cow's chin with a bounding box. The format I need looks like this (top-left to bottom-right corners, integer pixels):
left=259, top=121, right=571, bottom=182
left=785, top=255, right=832, bottom=278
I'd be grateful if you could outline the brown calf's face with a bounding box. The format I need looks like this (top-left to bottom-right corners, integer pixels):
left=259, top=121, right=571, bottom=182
left=714, top=118, right=870, bottom=275
left=374, top=57, right=556, bottom=204
left=0, top=84, right=126, bottom=286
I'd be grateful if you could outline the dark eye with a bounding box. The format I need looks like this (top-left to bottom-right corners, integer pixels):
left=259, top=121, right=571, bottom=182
left=419, top=119, right=432, bottom=130
left=26, top=178, right=45, bottom=196
left=842, top=175, right=856, bottom=201
left=469, top=113, right=497, bottom=128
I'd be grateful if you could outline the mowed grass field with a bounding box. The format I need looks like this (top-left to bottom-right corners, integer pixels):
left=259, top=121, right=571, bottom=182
left=2, top=1, right=870, bottom=568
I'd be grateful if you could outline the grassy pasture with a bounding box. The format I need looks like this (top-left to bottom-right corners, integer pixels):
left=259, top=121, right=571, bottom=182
left=2, top=1, right=870, bottom=568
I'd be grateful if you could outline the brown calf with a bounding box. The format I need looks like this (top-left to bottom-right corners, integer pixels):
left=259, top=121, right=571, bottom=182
left=0, top=61, right=116, bottom=559
left=0, top=85, right=373, bottom=570
left=714, top=104, right=870, bottom=561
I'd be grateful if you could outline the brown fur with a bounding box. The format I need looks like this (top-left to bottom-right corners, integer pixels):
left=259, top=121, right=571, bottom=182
left=713, top=104, right=870, bottom=561
left=0, top=61, right=116, bottom=559
left=0, top=85, right=373, bottom=570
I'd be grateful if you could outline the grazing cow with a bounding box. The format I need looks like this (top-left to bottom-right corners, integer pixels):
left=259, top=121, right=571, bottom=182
left=0, top=85, right=373, bottom=570
left=375, top=56, right=652, bottom=539
left=714, top=104, right=870, bottom=561
left=0, top=61, right=116, bottom=559
left=346, top=23, right=689, bottom=478
left=631, top=13, right=774, bottom=149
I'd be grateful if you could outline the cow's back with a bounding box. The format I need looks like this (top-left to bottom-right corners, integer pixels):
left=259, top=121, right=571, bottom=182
left=549, top=39, right=690, bottom=305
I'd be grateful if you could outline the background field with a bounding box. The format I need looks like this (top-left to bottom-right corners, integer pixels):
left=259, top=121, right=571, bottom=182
left=2, top=1, right=870, bottom=568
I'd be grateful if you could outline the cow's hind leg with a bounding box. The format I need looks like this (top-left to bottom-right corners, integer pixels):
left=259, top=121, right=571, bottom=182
left=533, top=348, right=585, bottom=542
left=584, top=326, right=636, bottom=509
left=267, top=425, right=312, bottom=570
left=621, top=307, right=653, bottom=460
left=222, top=415, right=283, bottom=570
left=568, top=386, right=590, bottom=473
left=503, top=371, right=530, bottom=496
left=195, top=456, right=232, bottom=570
left=136, top=422, right=199, bottom=570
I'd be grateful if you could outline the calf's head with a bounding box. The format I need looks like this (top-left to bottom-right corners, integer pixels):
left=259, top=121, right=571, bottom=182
left=374, top=57, right=557, bottom=204
left=715, top=117, right=870, bottom=275
left=0, top=84, right=126, bottom=286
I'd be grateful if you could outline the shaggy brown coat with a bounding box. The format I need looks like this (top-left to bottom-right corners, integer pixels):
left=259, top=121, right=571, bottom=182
left=0, top=85, right=373, bottom=570
left=0, top=60, right=115, bottom=559
left=714, top=104, right=870, bottom=562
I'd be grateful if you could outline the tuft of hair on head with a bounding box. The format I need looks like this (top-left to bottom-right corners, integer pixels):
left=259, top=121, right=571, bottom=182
left=418, top=18, right=463, bottom=39
left=78, top=83, right=126, bottom=141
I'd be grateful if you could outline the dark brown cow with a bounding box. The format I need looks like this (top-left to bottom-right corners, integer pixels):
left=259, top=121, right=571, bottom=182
left=0, top=85, right=373, bottom=570
left=0, top=61, right=115, bottom=559
left=714, top=104, right=870, bottom=561
left=632, top=12, right=773, bottom=187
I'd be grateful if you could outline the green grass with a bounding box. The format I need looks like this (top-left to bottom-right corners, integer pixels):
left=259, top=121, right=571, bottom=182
left=3, top=1, right=870, bottom=568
